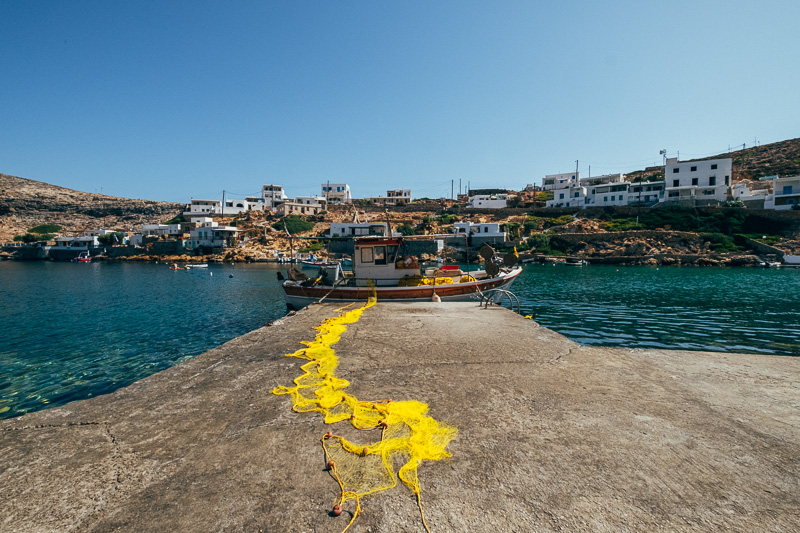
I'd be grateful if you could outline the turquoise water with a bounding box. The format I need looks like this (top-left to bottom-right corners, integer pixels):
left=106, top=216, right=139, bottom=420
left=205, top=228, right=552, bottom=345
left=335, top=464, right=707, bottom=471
left=0, top=261, right=287, bottom=420
left=516, top=264, right=800, bottom=356
left=1, top=261, right=798, bottom=420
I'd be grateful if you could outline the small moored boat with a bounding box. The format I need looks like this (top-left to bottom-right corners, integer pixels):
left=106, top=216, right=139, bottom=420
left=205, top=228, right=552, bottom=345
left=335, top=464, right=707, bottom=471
left=280, top=238, right=522, bottom=310
left=73, top=251, right=91, bottom=263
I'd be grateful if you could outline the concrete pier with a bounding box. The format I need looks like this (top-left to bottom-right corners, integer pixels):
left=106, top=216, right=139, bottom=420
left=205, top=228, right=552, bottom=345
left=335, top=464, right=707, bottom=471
left=2, top=303, right=799, bottom=532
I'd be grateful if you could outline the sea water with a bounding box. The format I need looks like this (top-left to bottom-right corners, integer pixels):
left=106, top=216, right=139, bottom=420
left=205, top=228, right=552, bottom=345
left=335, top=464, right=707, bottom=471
left=1, top=261, right=798, bottom=420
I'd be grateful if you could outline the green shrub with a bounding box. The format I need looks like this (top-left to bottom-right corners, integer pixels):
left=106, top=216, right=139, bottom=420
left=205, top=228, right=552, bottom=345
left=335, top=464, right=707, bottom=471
left=524, top=215, right=574, bottom=231
left=273, top=215, right=314, bottom=234
left=298, top=242, right=323, bottom=253
left=700, top=233, right=743, bottom=252
left=28, top=224, right=62, bottom=234
left=600, top=218, right=644, bottom=232
left=14, top=233, right=54, bottom=243
left=396, top=224, right=416, bottom=236
left=98, top=232, right=126, bottom=245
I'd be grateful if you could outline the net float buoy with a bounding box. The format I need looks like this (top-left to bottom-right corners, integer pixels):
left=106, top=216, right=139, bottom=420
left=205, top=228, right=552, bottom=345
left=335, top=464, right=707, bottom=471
left=379, top=420, right=388, bottom=428
left=332, top=505, right=343, bottom=516
left=325, top=431, right=333, bottom=439
left=327, top=460, right=335, bottom=469
left=362, top=447, right=370, bottom=455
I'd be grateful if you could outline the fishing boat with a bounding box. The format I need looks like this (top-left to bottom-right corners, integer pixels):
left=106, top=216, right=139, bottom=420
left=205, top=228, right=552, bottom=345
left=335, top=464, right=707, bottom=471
left=73, top=251, right=91, bottom=263
left=300, top=253, right=339, bottom=269
left=280, top=238, right=522, bottom=309
left=185, top=264, right=208, bottom=269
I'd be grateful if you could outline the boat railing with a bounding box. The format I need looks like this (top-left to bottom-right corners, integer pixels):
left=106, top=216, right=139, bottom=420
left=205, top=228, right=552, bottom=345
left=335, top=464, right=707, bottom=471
left=478, top=288, right=522, bottom=315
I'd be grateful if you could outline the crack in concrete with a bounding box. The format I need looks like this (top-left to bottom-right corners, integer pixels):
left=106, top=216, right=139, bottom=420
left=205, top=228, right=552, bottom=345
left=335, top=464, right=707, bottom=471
left=1, top=421, right=101, bottom=431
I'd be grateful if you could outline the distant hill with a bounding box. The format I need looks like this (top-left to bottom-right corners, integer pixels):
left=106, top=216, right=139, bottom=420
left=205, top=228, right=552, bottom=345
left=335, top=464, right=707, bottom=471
left=0, top=173, right=184, bottom=242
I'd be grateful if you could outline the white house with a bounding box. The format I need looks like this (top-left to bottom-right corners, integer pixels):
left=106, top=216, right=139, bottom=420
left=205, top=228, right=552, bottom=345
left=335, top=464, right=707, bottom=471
left=262, top=185, right=288, bottom=209
left=547, top=186, right=587, bottom=208
left=220, top=196, right=266, bottom=215
left=52, top=235, right=99, bottom=249
left=664, top=158, right=731, bottom=203
left=585, top=182, right=630, bottom=207
left=467, top=194, right=513, bottom=209
left=628, top=180, right=665, bottom=204
left=279, top=201, right=326, bottom=216
left=579, top=173, right=624, bottom=188
left=183, top=199, right=221, bottom=218
left=364, top=189, right=413, bottom=206
left=188, top=219, right=238, bottom=249
left=52, top=229, right=119, bottom=249
left=452, top=222, right=505, bottom=239
left=329, top=222, right=392, bottom=237
left=764, top=175, right=800, bottom=210
left=322, top=183, right=352, bottom=204
left=387, top=189, right=412, bottom=203
left=295, top=195, right=327, bottom=207
left=732, top=181, right=770, bottom=204
left=542, top=172, right=579, bottom=191
left=141, top=224, right=182, bottom=237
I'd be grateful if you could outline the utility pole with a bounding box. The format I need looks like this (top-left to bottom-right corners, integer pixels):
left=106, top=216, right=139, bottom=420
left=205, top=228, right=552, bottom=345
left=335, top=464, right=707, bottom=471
left=459, top=179, right=461, bottom=197
left=451, top=179, right=454, bottom=200
left=221, top=190, right=225, bottom=218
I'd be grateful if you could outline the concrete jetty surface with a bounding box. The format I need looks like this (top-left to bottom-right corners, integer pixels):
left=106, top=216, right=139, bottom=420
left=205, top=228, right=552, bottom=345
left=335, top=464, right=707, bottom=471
left=2, top=302, right=798, bottom=532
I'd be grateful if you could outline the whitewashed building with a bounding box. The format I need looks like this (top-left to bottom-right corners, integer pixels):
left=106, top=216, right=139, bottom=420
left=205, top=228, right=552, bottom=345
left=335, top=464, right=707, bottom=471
left=364, top=189, right=413, bottom=206
left=764, top=176, right=800, bottom=210
left=322, top=183, right=352, bottom=204
left=188, top=219, right=238, bottom=248
left=279, top=201, right=326, bottom=216
left=141, top=224, right=182, bottom=237
left=664, top=158, right=731, bottom=203
left=52, top=235, right=100, bottom=249
left=467, top=194, right=513, bottom=209
left=628, top=181, right=665, bottom=204
left=585, top=182, right=630, bottom=207
left=183, top=199, right=221, bottom=218
left=542, top=172, right=579, bottom=191
left=452, top=222, right=505, bottom=239
left=545, top=181, right=587, bottom=207
left=262, top=185, right=288, bottom=209
left=329, top=222, right=392, bottom=237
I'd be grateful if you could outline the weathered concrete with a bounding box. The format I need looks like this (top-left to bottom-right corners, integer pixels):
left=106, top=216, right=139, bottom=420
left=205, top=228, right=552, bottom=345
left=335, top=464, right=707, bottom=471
left=2, top=303, right=798, bottom=532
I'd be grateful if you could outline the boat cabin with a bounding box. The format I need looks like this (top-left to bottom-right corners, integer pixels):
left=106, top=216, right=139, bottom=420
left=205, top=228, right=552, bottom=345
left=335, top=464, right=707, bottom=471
left=353, top=239, right=418, bottom=286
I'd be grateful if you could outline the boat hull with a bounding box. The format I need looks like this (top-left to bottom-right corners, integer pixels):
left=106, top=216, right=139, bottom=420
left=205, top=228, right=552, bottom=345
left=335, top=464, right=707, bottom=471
left=282, top=267, right=522, bottom=309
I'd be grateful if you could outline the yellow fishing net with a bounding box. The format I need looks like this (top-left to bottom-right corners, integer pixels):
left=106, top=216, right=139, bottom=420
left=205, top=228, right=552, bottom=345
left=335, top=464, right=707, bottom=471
left=272, top=295, right=458, bottom=532
left=398, top=275, right=455, bottom=287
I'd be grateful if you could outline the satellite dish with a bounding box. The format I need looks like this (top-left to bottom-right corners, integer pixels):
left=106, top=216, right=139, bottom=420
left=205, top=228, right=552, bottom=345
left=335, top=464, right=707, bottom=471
left=486, top=262, right=500, bottom=277
left=479, top=244, right=495, bottom=261
left=503, top=252, right=519, bottom=267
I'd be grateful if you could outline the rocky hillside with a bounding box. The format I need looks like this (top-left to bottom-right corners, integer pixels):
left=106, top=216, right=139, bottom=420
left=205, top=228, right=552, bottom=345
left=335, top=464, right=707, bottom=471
left=0, top=173, right=184, bottom=242
left=624, top=137, right=800, bottom=184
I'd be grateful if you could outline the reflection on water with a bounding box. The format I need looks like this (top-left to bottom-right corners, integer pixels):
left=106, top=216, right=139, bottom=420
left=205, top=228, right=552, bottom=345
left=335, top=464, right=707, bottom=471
left=1, top=261, right=798, bottom=420
left=514, top=264, right=800, bottom=356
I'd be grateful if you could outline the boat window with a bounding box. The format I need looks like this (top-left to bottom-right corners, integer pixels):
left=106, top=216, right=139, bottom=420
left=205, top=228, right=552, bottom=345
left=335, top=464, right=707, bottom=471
left=374, top=246, right=386, bottom=265
left=360, top=247, right=374, bottom=263
left=387, top=245, right=398, bottom=263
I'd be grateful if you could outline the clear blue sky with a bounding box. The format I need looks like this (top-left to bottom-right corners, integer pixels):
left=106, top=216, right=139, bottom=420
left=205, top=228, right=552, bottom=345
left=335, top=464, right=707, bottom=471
left=2, top=1, right=798, bottom=203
